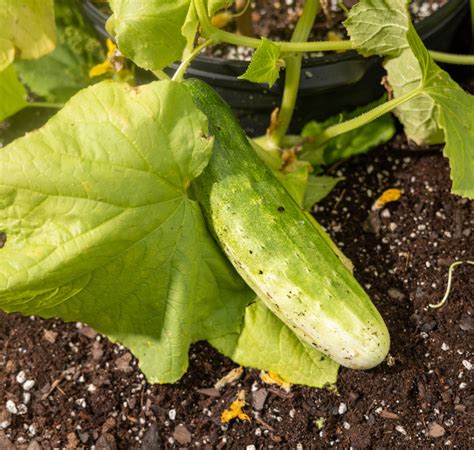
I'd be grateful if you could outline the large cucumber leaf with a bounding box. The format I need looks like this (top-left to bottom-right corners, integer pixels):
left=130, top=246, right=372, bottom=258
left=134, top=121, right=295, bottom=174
left=107, top=0, right=192, bottom=71
left=210, top=300, right=339, bottom=388
left=0, top=65, right=28, bottom=121
left=0, top=0, right=56, bottom=64
left=0, top=79, right=339, bottom=386
left=0, top=80, right=253, bottom=383
left=345, top=0, right=474, bottom=198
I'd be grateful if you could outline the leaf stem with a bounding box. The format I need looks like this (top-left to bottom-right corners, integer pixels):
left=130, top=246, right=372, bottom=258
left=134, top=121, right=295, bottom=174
left=429, top=51, right=474, bottom=65
left=194, top=0, right=353, bottom=53
left=429, top=260, right=474, bottom=309
left=153, top=69, right=171, bottom=80
left=313, top=86, right=423, bottom=146
left=172, top=39, right=214, bottom=82
left=26, top=102, right=64, bottom=109
left=269, top=0, right=321, bottom=147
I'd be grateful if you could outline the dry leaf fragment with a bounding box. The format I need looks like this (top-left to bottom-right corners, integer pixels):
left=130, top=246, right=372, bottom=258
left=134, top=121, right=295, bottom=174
left=372, top=188, right=402, bottom=211
left=260, top=371, right=291, bottom=393
left=214, top=366, right=243, bottom=390
left=220, top=390, right=250, bottom=423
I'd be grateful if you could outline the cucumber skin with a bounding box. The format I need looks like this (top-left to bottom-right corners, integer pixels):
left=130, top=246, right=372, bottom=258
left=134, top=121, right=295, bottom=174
left=186, top=79, right=390, bottom=370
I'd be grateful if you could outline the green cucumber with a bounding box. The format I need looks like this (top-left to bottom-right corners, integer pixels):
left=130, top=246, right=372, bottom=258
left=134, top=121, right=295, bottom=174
left=186, top=79, right=390, bottom=370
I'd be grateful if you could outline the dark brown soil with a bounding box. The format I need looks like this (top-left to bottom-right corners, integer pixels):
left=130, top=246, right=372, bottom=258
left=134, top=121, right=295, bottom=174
left=1, top=135, right=472, bottom=449
left=206, top=0, right=448, bottom=60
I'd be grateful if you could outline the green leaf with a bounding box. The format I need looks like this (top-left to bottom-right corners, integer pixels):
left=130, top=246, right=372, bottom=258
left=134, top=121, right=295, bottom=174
left=0, top=65, right=28, bottom=122
left=210, top=300, right=339, bottom=388
left=346, top=0, right=474, bottom=197
left=239, top=38, right=282, bottom=87
left=15, top=0, right=105, bottom=103
left=108, top=0, right=190, bottom=71
left=0, top=38, right=14, bottom=71
left=344, top=0, right=409, bottom=57
left=301, top=98, right=395, bottom=165
left=0, top=0, right=56, bottom=61
left=303, top=175, right=344, bottom=210
left=182, top=1, right=199, bottom=53
left=0, top=79, right=254, bottom=383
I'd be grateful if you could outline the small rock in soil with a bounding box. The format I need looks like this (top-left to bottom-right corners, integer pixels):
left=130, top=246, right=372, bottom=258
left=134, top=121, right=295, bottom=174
left=196, top=387, right=220, bottom=397
left=26, top=440, right=42, bottom=450
left=91, top=341, right=104, bottom=360
left=66, top=432, right=78, bottom=450
left=459, top=316, right=474, bottom=331
left=173, top=425, right=192, bottom=445
left=0, top=432, right=15, bottom=450
left=252, top=388, right=268, bottom=411
left=95, top=433, right=117, bottom=450
left=79, top=326, right=97, bottom=339
left=115, top=352, right=133, bottom=372
left=42, top=329, right=57, bottom=344
left=141, top=423, right=161, bottom=450
left=427, top=422, right=445, bottom=438
left=388, top=288, right=405, bottom=301
left=0, top=408, right=11, bottom=429
left=379, top=410, right=400, bottom=420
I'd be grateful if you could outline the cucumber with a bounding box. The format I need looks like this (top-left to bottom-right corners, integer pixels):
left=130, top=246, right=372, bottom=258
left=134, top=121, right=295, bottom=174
left=186, top=79, right=390, bottom=370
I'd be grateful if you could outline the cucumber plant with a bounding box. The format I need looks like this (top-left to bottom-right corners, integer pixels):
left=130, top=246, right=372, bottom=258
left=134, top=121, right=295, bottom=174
left=0, top=0, right=472, bottom=387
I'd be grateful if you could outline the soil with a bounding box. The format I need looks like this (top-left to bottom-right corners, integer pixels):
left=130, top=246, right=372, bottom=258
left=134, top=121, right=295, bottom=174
left=205, top=0, right=448, bottom=60
left=1, top=129, right=472, bottom=449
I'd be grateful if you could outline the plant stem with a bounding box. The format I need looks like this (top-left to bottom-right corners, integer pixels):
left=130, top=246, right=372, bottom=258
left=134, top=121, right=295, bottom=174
left=429, top=51, right=474, bottom=65
left=26, top=102, right=64, bottom=109
left=269, top=0, right=321, bottom=147
left=153, top=69, right=171, bottom=80
left=313, top=86, right=423, bottom=146
left=194, top=0, right=352, bottom=53
left=172, top=39, right=214, bottom=82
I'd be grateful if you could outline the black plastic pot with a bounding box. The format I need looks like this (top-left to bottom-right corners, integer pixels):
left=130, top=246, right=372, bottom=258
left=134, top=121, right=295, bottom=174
left=81, top=0, right=469, bottom=135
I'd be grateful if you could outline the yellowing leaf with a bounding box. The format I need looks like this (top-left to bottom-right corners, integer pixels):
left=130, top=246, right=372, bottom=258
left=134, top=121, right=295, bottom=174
left=372, top=188, right=402, bottom=211
left=214, top=366, right=243, bottom=390
left=221, top=390, right=250, bottom=423
left=260, top=370, right=291, bottom=393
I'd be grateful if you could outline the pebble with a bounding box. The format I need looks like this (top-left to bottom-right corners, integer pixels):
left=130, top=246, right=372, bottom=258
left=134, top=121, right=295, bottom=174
left=246, top=446, right=256, bottom=450
left=388, top=288, right=405, bottom=301
left=6, top=400, right=17, bottom=415
left=17, top=404, right=28, bottom=415
left=16, top=371, right=27, bottom=384
left=338, top=403, right=347, bottom=415
left=27, top=440, right=43, bottom=450
left=23, top=380, right=35, bottom=391
left=115, top=353, right=133, bottom=372
left=173, top=425, right=192, bottom=445
left=22, top=392, right=31, bottom=405
left=395, top=425, right=407, bottom=435
left=96, top=432, right=117, bottom=450
left=459, top=316, right=474, bottom=331
left=427, top=422, right=445, bottom=438
left=461, top=360, right=472, bottom=370
left=252, top=388, right=268, bottom=411
left=168, top=409, right=176, bottom=421
left=441, top=343, right=449, bottom=351
left=141, top=424, right=160, bottom=450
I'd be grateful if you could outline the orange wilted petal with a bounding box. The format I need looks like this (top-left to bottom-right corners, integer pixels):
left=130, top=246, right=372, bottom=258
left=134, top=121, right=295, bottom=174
left=220, top=390, right=250, bottom=423
left=372, top=188, right=402, bottom=211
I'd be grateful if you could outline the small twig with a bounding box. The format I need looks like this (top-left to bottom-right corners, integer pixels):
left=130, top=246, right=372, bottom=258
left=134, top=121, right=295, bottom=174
left=41, top=367, right=76, bottom=400
left=429, top=260, right=474, bottom=309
